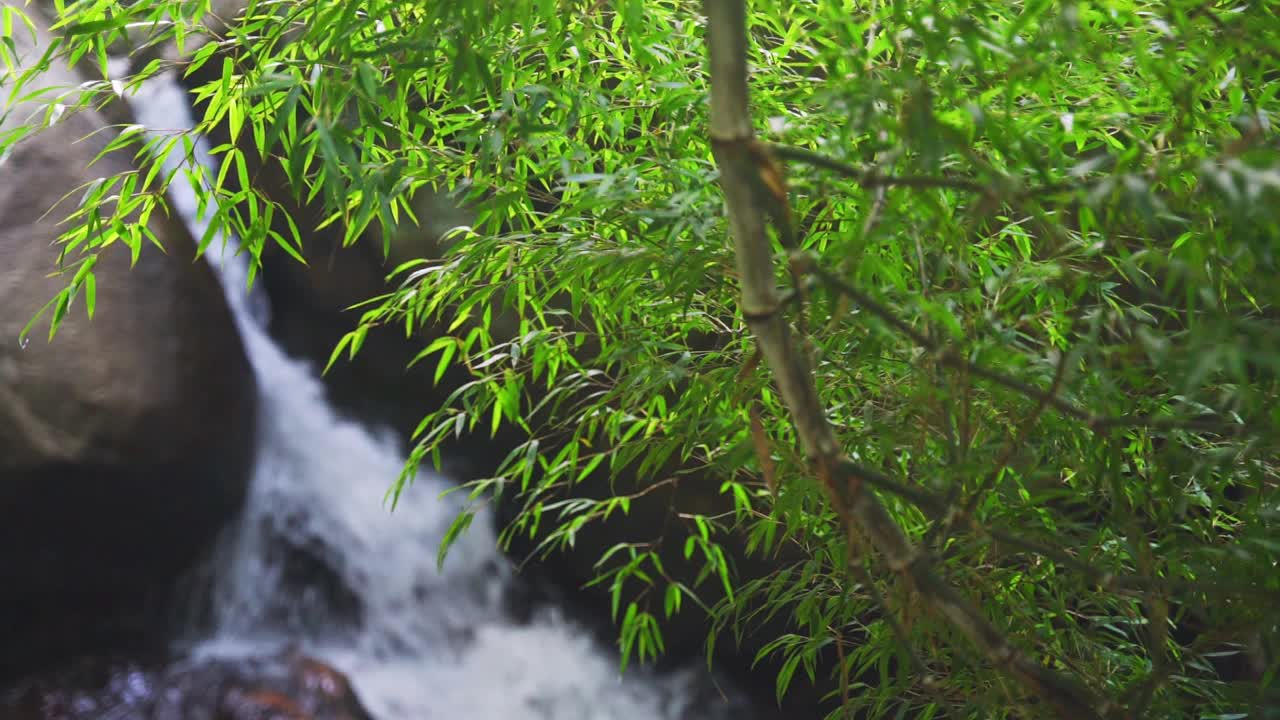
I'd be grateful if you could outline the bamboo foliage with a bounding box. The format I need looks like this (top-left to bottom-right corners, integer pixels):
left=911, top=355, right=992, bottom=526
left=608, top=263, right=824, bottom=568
left=706, top=1, right=1158, bottom=716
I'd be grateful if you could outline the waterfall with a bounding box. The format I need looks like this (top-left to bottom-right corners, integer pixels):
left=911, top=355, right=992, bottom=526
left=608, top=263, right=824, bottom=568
left=124, top=76, right=751, bottom=720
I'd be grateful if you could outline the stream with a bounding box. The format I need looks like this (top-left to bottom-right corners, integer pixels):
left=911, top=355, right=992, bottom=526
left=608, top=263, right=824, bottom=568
left=126, top=73, right=754, bottom=720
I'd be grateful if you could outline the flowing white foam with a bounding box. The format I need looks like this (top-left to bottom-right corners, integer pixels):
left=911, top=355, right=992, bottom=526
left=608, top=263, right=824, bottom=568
left=124, top=75, right=745, bottom=720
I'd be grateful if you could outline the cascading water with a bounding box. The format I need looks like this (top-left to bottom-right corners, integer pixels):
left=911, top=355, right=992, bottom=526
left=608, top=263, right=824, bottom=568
left=125, top=75, right=756, bottom=720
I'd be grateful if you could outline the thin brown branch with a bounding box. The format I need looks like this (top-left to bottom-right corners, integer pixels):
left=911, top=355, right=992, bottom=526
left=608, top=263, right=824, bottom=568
left=924, top=346, right=1073, bottom=549
left=843, top=553, right=967, bottom=717
left=837, top=457, right=1278, bottom=603
left=860, top=182, right=887, bottom=239
left=808, top=264, right=1241, bottom=436
left=770, top=142, right=1104, bottom=202
left=769, top=143, right=995, bottom=196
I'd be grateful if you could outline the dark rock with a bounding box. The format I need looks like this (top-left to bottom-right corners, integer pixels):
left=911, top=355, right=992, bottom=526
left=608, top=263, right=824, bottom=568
left=0, top=655, right=159, bottom=720
left=0, top=5, right=257, bottom=681
left=153, top=651, right=375, bottom=720
left=0, top=650, right=373, bottom=720
left=252, top=509, right=366, bottom=636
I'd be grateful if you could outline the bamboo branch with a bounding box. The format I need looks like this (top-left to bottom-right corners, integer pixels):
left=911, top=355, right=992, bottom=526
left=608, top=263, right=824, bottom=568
left=769, top=142, right=1095, bottom=200
left=769, top=142, right=996, bottom=196
left=807, top=264, right=1240, bottom=435
left=837, top=457, right=1276, bottom=604
left=703, top=1, right=1104, bottom=716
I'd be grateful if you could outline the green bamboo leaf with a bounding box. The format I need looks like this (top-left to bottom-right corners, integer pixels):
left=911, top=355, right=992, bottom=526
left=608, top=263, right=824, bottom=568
left=436, top=510, right=474, bottom=570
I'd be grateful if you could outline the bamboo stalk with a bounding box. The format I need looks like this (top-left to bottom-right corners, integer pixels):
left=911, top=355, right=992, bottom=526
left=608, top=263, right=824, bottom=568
left=702, top=1, right=1104, bottom=716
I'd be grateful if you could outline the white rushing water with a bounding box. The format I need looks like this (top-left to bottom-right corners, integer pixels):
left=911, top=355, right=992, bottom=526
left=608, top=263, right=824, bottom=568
left=125, top=76, right=749, bottom=720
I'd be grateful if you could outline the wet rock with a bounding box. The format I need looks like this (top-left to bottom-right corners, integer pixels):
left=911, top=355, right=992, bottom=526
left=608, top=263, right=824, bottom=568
left=0, top=3, right=256, bottom=681
left=0, top=655, right=157, bottom=720
left=153, top=651, right=375, bottom=720
left=254, top=510, right=366, bottom=635
left=0, top=650, right=373, bottom=720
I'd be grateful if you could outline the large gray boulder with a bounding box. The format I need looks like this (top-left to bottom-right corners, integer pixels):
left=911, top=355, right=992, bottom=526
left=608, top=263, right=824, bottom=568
left=0, top=4, right=257, bottom=679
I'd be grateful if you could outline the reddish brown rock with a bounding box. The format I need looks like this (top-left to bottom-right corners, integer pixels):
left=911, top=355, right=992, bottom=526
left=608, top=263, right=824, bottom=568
left=0, top=650, right=373, bottom=720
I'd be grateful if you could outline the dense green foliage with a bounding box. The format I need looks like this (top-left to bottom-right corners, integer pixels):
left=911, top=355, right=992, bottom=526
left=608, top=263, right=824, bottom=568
left=5, top=0, right=1279, bottom=717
